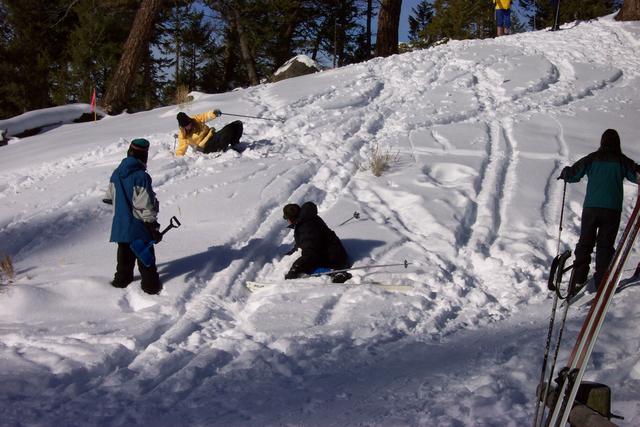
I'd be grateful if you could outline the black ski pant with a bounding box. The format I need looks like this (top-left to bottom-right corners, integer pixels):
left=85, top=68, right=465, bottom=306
left=573, top=207, right=621, bottom=290
left=113, top=242, right=162, bottom=294
left=203, top=121, right=243, bottom=153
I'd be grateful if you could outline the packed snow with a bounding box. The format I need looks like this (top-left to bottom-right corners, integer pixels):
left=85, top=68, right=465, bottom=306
left=1, top=15, right=640, bottom=427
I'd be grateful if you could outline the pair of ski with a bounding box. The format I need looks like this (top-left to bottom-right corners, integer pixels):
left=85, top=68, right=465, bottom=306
left=534, top=192, right=640, bottom=427
left=246, top=260, right=413, bottom=292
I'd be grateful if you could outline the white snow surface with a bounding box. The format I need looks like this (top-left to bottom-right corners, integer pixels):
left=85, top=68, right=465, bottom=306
left=2, top=16, right=640, bottom=426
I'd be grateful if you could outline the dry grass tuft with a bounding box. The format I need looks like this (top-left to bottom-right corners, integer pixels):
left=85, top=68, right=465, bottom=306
left=367, top=144, right=399, bottom=177
left=175, top=85, right=193, bottom=109
left=0, top=254, right=14, bottom=284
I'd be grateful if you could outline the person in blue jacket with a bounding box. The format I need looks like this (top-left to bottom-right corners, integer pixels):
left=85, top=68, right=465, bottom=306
left=558, top=129, right=640, bottom=291
left=103, top=138, right=162, bottom=294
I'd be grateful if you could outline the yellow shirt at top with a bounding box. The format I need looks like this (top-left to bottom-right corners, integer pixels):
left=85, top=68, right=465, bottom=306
left=494, top=0, right=511, bottom=10
left=175, top=110, right=219, bottom=156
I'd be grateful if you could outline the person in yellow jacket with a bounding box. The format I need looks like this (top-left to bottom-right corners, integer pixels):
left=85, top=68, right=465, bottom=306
left=493, top=0, right=512, bottom=36
left=175, top=110, right=243, bottom=156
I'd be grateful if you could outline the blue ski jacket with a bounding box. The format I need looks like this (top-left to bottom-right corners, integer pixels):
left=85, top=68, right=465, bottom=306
left=104, top=156, right=159, bottom=243
left=561, top=130, right=639, bottom=211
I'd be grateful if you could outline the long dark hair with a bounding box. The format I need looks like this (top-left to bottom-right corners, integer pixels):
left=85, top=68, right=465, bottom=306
left=599, top=129, right=621, bottom=154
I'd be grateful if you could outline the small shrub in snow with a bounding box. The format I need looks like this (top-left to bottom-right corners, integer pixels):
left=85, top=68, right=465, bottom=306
left=175, top=85, right=193, bottom=109
left=366, top=144, right=399, bottom=177
left=0, top=254, right=14, bottom=284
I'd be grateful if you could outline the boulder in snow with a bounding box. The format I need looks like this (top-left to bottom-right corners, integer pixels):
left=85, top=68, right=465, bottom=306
left=0, top=104, right=105, bottom=140
left=272, top=55, right=321, bottom=83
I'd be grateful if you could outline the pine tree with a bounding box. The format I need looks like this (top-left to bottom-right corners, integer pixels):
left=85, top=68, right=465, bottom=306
left=425, top=0, right=494, bottom=45
left=408, top=0, right=434, bottom=42
left=520, top=0, right=618, bottom=30
left=64, top=0, right=139, bottom=106
left=0, top=0, right=76, bottom=118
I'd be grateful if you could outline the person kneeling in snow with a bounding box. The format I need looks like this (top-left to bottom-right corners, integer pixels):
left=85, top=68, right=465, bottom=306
left=103, top=138, right=162, bottom=294
left=283, top=202, right=352, bottom=283
left=175, top=110, right=243, bottom=156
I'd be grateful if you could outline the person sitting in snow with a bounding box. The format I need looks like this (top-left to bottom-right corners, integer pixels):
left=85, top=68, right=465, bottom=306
left=558, top=129, right=640, bottom=291
left=175, top=110, right=243, bottom=156
left=283, top=202, right=352, bottom=283
left=103, top=138, right=162, bottom=294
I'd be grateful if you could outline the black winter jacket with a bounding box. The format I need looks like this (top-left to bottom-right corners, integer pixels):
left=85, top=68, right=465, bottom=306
left=289, top=202, right=349, bottom=275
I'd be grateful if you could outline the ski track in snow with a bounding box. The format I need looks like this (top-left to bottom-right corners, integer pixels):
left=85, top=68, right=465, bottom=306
left=2, top=17, right=640, bottom=426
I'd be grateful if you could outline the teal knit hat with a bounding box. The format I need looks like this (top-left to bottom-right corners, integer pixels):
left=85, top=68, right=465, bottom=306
left=130, top=138, right=150, bottom=152
left=128, top=138, right=150, bottom=164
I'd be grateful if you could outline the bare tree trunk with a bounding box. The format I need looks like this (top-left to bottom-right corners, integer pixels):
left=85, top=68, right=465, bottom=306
left=311, top=29, right=322, bottom=61
left=103, top=0, right=162, bottom=113
left=273, top=2, right=300, bottom=69
left=174, top=0, right=182, bottom=86
left=222, top=26, right=237, bottom=89
left=366, top=0, right=373, bottom=58
left=616, top=0, right=640, bottom=21
left=230, top=7, right=259, bottom=85
left=375, top=0, right=402, bottom=57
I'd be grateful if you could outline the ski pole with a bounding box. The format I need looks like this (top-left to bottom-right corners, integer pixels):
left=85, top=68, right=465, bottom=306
left=308, top=260, right=410, bottom=277
left=532, top=180, right=568, bottom=427
left=556, top=181, right=567, bottom=255
left=221, top=112, right=285, bottom=123
left=337, top=211, right=360, bottom=227
left=552, top=0, right=561, bottom=31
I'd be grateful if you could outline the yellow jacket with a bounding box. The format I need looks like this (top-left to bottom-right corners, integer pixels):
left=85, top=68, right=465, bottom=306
left=176, top=110, right=220, bottom=156
left=494, top=0, right=511, bottom=9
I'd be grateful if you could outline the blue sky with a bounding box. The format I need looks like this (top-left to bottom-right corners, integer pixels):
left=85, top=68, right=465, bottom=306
left=399, top=0, right=422, bottom=42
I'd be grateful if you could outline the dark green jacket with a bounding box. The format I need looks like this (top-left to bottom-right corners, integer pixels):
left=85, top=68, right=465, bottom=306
left=563, top=133, right=639, bottom=211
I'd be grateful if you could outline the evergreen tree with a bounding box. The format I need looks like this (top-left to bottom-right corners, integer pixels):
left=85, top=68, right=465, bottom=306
left=64, top=0, right=139, bottom=106
left=408, top=0, right=434, bottom=42
left=178, top=9, right=215, bottom=89
left=425, top=0, right=494, bottom=45
left=519, top=0, right=618, bottom=30
left=157, top=1, right=215, bottom=97
left=0, top=0, right=76, bottom=118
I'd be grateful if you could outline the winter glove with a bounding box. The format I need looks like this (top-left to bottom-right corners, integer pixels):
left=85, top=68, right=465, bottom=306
left=557, top=166, right=570, bottom=181
left=213, top=109, right=222, bottom=117
left=146, top=221, right=163, bottom=243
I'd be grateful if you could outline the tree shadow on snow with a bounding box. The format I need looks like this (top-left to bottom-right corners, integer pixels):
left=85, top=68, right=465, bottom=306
left=341, top=238, right=386, bottom=262
left=234, top=138, right=276, bottom=153
left=155, top=238, right=386, bottom=283
left=156, top=237, right=289, bottom=283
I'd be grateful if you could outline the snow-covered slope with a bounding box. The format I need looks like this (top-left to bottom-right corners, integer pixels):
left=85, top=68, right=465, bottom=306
left=1, top=16, right=640, bottom=426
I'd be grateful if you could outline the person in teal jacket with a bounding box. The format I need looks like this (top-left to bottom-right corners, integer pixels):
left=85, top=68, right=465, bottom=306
left=558, top=129, right=640, bottom=290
